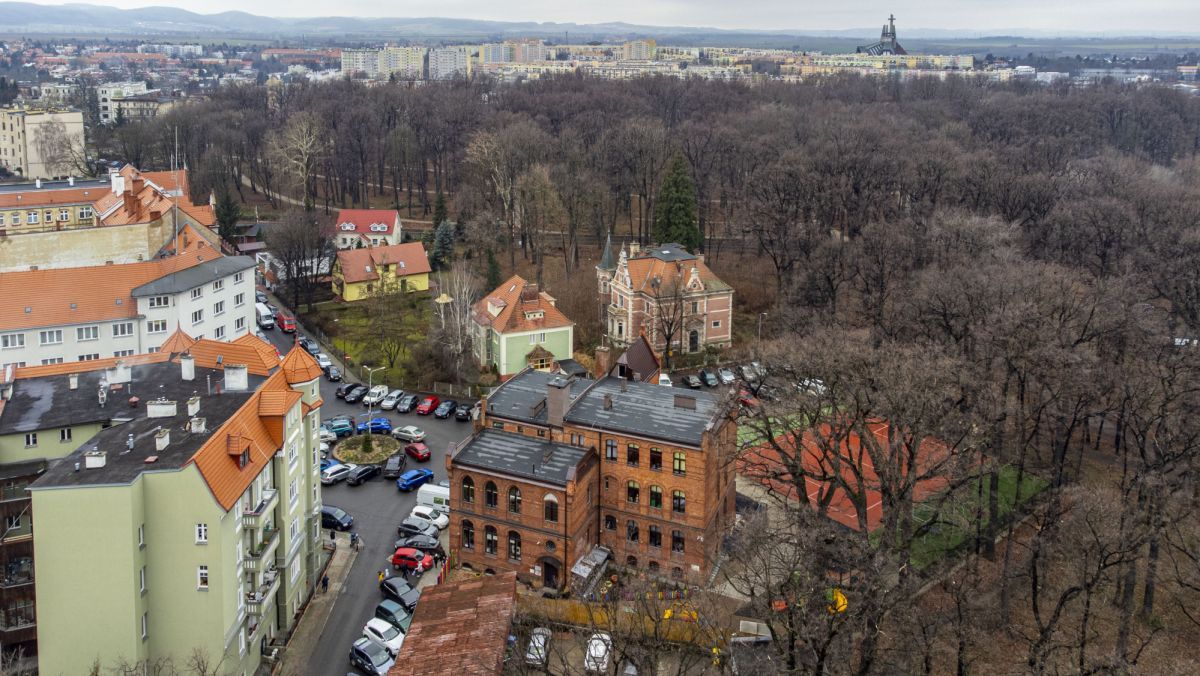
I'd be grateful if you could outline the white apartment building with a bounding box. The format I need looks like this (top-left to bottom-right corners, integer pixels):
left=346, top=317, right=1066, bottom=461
left=482, top=43, right=516, bottom=64
left=0, top=254, right=257, bottom=369
left=341, top=49, right=380, bottom=77
left=429, top=47, right=470, bottom=80
left=97, top=81, right=150, bottom=124
left=381, top=46, right=427, bottom=79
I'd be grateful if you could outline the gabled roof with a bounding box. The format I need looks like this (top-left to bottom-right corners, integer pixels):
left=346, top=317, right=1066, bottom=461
left=131, top=256, right=255, bottom=297
left=257, top=388, right=303, bottom=417
left=233, top=332, right=280, bottom=365
left=472, top=275, right=574, bottom=335
left=158, top=328, right=198, bottom=355
left=335, top=242, right=431, bottom=285
left=333, top=209, right=400, bottom=236
left=622, top=245, right=731, bottom=295
left=279, top=345, right=323, bottom=384
left=615, top=334, right=660, bottom=381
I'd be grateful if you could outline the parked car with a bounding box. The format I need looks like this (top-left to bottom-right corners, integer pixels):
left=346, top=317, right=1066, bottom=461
left=396, top=517, right=438, bottom=539
left=404, top=442, right=430, bottom=462
left=347, top=464, right=381, bottom=486
left=361, top=385, right=390, bottom=407
left=382, top=453, right=406, bottom=479
left=737, top=389, right=760, bottom=410
left=454, top=402, right=474, bottom=421
left=298, top=336, right=320, bottom=356
left=433, top=399, right=458, bottom=419
left=379, top=576, right=422, bottom=612
left=389, top=547, right=434, bottom=572
left=397, top=468, right=435, bottom=492
left=275, top=312, right=296, bottom=333
left=717, top=367, right=736, bottom=385
left=363, top=617, right=405, bottom=656
left=255, top=291, right=268, bottom=304
left=326, top=365, right=342, bottom=382
left=265, top=302, right=278, bottom=315
left=357, top=417, right=393, bottom=435
left=395, top=394, right=419, bottom=413
left=656, top=373, right=673, bottom=387
left=584, top=633, right=613, bottom=673
left=394, top=534, right=446, bottom=559
left=343, top=384, right=370, bottom=403
left=380, top=389, right=405, bottom=410
left=319, top=425, right=337, bottom=443
left=349, top=637, right=394, bottom=676
left=374, top=599, right=414, bottom=633
left=319, top=458, right=341, bottom=473
left=683, top=374, right=702, bottom=389
left=415, top=395, right=440, bottom=415
left=321, top=463, right=357, bottom=485
left=326, top=418, right=354, bottom=438
left=526, top=628, right=552, bottom=666
left=410, top=504, right=448, bottom=530
left=392, top=425, right=426, bottom=442
left=320, top=505, right=353, bottom=530
left=698, top=369, right=719, bottom=387
left=316, top=354, right=333, bottom=372
left=335, top=382, right=358, bottom=399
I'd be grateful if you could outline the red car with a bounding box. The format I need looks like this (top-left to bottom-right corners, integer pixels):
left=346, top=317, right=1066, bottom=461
left=390, top=547, right=434, bottom=572
left=405, top=443, right=431, bottom=462
left=415, top=396, right=440, bottom=415
left=275, top=312, right=296, bottom=333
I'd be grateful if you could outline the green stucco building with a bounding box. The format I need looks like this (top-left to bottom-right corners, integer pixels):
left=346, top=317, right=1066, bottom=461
left=472, top=275, right=575, bottom=378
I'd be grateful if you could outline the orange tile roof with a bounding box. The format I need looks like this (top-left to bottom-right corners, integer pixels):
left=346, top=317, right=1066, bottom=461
left=336, top=242, right=431, bottom=284
left=302, top=398, right=324, bottom=416
left=624, top=254, right=729, bottom=294
left=472, top=275, right=574, bottom=334
left=12, top=352, right=168, bottom=379
left=158, top=328, right=198, bottom=355
left=0, top=243, right=222, bottom=331
left=233, top=333, right=281, bottom=365
left=257, top=389, right=302, bottom=417
left=279, top=346, right=324, bottom=384
left=334, top=209, right=399, bottom=235
left=184, top=339, right=277, bottom=377
left=0, top=187, right=104, bottom=209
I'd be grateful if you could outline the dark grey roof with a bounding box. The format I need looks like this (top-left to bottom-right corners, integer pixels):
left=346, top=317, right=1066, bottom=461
left=453, top=430, right=590, bottom=486
left=131, top=256, right=256, bottom=297
left=565, top=376, right=720, bottom=447
left=555, top=359, right=589, bottom=378
left=0, top=176, right=109, bottom=195
left=0, top=458, right=48, bottom=482
left=615, top=336, right=659, bottom=382
left=485, top=369, right=593, bottom=426
left=641, top=243, right=696, bottom=263
left=597, top=232, right=615, bottom=271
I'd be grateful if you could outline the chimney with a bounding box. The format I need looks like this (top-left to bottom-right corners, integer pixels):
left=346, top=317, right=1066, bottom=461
left=187, top=395, right=200, bottom=416
left=131, top=177, right=144, bottom=194
left=697, top=253, right=705, bottom=265
left=110, top=173, right=125, bottom=194
left=155, top=427, right=170, bottom=452
left=224, top=364, right=248, bottom=391
left=147, top=398, right=177, bottom=418
left=189, top=417, right=207, bottom=434
left=594, top=346, right=612, bottom=378
left=180, top=354, right=195, bottom=381
left=546, top=376, right=569, bottom=428
left=83, top=451, right=107, bottom=469
left=123, top=191, right=137, bottom=214
left=68, top=176, right=75, bottom=186
left=68, top=373, right=79, bottom=390
left=629, top=242, right=640, bottom=257
left=603, top=393, right=613, bottom=411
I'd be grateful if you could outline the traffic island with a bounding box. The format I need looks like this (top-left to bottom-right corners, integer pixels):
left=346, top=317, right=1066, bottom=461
left=332, top=434, right=400, bottom=465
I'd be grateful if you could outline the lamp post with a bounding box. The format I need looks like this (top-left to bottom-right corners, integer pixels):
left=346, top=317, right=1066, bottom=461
left=364, top=365, right=385, bottom=428
left=757, top=312, right=768, bottom=349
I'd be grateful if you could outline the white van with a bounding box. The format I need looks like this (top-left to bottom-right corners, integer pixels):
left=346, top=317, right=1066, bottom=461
left=416, top=484, right=450, bottom=515
left=255, top=302, right=275, bottom=329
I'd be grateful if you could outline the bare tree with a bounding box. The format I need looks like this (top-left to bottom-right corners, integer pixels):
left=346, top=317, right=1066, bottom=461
left=32, top=116, right=86, bottom=178
left=269, top=112, right=327, bottom=210
left=265, top=209, right=334, bottom=312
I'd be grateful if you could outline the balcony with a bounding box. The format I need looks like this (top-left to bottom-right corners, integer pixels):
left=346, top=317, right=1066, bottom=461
left=243, top=528, right=280, bottom=573
left=245, top=569, right=281, bottom=617
left=242, top=489, right=278, bottom=529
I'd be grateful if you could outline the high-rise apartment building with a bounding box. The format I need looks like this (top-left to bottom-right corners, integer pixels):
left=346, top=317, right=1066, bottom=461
left=428, top=47, right=470, bottom=80
left=622, top=39, right=658, bottom=60
left=380, top=46, right=427, bottom=80
left=340, top=49, right=380, bottom=78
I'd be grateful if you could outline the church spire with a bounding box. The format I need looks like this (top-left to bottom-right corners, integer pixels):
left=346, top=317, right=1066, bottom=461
left=597, top=231, right=616, bottom=271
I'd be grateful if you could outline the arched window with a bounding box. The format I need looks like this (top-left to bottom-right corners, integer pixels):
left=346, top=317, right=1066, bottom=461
left=648, top=525, right=662, bottom=548
left=671, top=530, right=685, bottom=553
left=648, top=561, right=660, bottom=572
left=672, top=490, right=686, bottom=514
left=461, top=476, right=475, bottom=503
left=649, top=485, right=663, bottom=509
left=626, top=555, right=638, bottom=568
left=485, top=482, right=497, bottom=508
left=604, top=515, right=617, bottom=531
left=543, top=494, right=559, bottom=522
left=627, top=520, right=639, bottom=543
left=626, top=480, right=639, bottom=504
left=507, top=531, right=522, bottom=561
left=461, top=520, right=475, bottom=549
left=484, top=526, right=498, bottom=555
left=672, top=566, right=683, bottom=579
left=508, top=486, right=522, bottom=513
left=649, top=448, right=662, bottom=471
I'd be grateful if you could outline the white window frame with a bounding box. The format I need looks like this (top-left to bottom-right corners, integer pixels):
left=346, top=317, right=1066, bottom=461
left=26, top=212, right=38, bottom=225
left=77, top=325, right=99, bottom=341
left=139, top=566, right=146, bottom=593
left=235, top=317, right=245, bottom=332
left=212, top=280, right=224, bottom=292
left=191, top=309, right=203, bottom=325
left=40, top=358, right=63, bottom=365
left=214, top=325, right=225, bottom=340
left=1, top=333, right=25, bottom=350
left=39, top=330, right=62, bottom=346
left=190, top=288, right=202, bottom=300
left=141, top=612, right=148, bottom=640
left=58, top=208, right=69, bottom=221
left=59, top=428, right=72, bottom=443
left=24, top=433, right=36, bottom=447
left=148, top=296, right=170, bottom=308
left=197, top=565, right=209, bottom=590
left=213, top=300, right=225, bottom=316
left=234, top=272, right=245, bottom=284
left=147, top=320, right=167, bottom=334
left=195, top=523, right=208, bottom=544
left=112, top=322, right=134, bottom=338
left=79, top=206, right=93, bottom=219
left=234, top=292, right=245, bottom=307
left=114, top=349, right=135, bottom=358
left=77, top=353, right=100, bottom=362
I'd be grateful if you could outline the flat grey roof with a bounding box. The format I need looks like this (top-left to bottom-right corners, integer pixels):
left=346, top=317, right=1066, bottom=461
left=565, top=376, right=720, bottom=447
left=453, top=430, right=590, bottom=486
left=0, top=177, right=109, bottom=195
left=131, top=256, right=256, bottom=297
left=485, top=370, right=592, bottom=426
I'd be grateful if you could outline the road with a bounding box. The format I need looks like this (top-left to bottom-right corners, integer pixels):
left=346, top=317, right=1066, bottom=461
left=258, top=325, right=475, bottom=676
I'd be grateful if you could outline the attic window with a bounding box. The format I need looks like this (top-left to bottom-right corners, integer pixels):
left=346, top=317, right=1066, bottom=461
left=115, top=299, right=123, bottom=305
left=364, top=265, right=372, bottom=273
left=398, top=261, right=405, bottom=269
left=340, top=223, right=356, bottom=231
left=525, top=311, right=544, bottom=320
left=508, top=284, right=516, bottom=292
left=369, top=223, right=388, bottom=232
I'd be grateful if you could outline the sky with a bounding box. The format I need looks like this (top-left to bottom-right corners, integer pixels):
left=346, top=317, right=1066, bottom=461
left=24, top=0, right=1200, bottom=34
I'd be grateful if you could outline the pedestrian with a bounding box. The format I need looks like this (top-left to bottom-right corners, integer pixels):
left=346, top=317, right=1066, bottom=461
left=384, top=566, right=391, bottom=579
left=378, top=569, right=385, bottom=583
left=329, top=529, right=336, bottom=544
left=321, top=574, right=329, bottom=593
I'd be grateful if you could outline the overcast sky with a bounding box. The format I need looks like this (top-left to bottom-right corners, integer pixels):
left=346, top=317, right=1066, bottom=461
left=30, top=0, right=1200, bottom=33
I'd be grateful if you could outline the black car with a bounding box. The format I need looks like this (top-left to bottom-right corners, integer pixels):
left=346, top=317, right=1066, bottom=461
left=698, top=370, right=719, bottom=387
left=320, top=505, right=353, bottom=531
left=346, top=464, right=381, bottom=486
left=349, top=637, right=392, bottom=675
left=335, top=382, right=358, bottom=399
left=395, top=534, right=446, bottom=559
left=379, top=576, right=422, bottom=611
left=433, top=399, right=458, bottom=419
left=343, top=384, right=369, bottom=404
left=395, top=394, right=419, bottom=414
left=396, top=517, right=438, bottom=539
left=326, top=365, right=342, bottom=382
left=299, top=336, right=320, bottom=356
left=454, top=403, right=474, bottom=422
left=255, top=291, right=268, bottom=304
left=382, top=453, right=406, bottom=479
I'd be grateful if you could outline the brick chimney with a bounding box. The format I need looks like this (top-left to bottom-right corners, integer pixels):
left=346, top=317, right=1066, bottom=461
left=594, top=345, right=612, bottom=378
left=546, top=376, right=570, bottom=428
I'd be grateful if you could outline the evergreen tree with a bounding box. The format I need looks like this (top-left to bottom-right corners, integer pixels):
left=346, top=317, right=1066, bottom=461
left=214, top=187, right=240, bottom=243
left=432, top=191, right=448, bottom=228
left=430, top=220, right=455, bottom=271
left=652, top=154, right=702, bottom=252
left=485, top=247, right=502, bottom=290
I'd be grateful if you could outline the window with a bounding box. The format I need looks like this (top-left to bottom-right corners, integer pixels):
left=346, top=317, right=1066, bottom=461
left=191, top=288, right=202, bottom=300
left=508, top=486, right=522, bottom=513
left=289, top=478, right=298, bottom=506
left=461, top=477, right=474, bottom=503
left=195, top=523, right=208, bottom=543
left=59, top=208, right=70, bottom=221
left=5, top=514, right=20, bottom=530
left=627, top=480, right=640, bottom=504
left=649, top=485, right=663, bottom=509
left=138, top=524, right=145, bottom=548
left=485, top=482, right=498, bottom=508
left=527, top=332, right=546, bottom=344
left=287, top=440, right=298, bottom=464
left=461, top=520, right=474, bottom=549
left=141, top=612, right=148, bottom=640
left=1, top=333, right=24, bottom=349
left=23, top=433, right=36, bottom=448
left=627, top=444, right=639, bottom=466
left=234, top=292, right=245, bottom=307
left=673, top=452, right=686, bottom=476
left=76, top=325, right=99, bottom=341
left=691, top=301, right=700, bottom=314
left=1, top=362, right=25, bottom=369
left=507, top=531, right=522, bottom=561
left=672, top=490, right=687, bottom=514
left=77, top=353, right=99, bottom=362
left=139, top=566, right=146, bottom=593
left=234, top=272, right=245, bottom=284
left=650, top=448, right=662, bottom=471
left=113, top=349, right=134, bottom=358
left=649, top=525, right=662, bottom=548
left=627, top=520, right=639, bottom=543
left=213, top=301, right=225, bottom=316
left=59, top=428, right=71, bottom=443
left=605, top=439, right=617, bottom=461
left=484, top=526, right=498, bottom=555
left=234, top=317, right=246, bottom=333
left=79, top=206, right=93, bottom=219
left=40, top=358, right=63, bottom=365
left=43, top=210, right=52, bottom=223
left=672, top=530, right=685, bottom=553
left=712, top=320, right=721, bottom=328
left=214, top=326, right=225, bottom=340
left=491, top=421, right=504, bottom=430
left=112, top=322, right=134, bottom=337
left=39, top=330, right=62, bottom=345
left=197, top=565, right=209, bottom=589
left=604, top=515, right=617, bottom=531
left=289, top=517, right=299, bottom=540
left=544, top=494, right=559, bottom=522
left=26, top=212, right=38, bottom=225
left=212, top=280, right=224, bottom=292
left=148, top=296, right=169, bottom=308
left=191, top=309, right=203, bottom=325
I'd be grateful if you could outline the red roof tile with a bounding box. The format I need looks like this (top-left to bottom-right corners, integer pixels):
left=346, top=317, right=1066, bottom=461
left=334, top=209, right=400, bottom=236
left=473, top=275, right=574, bottom=335
left=335, top=242, right=431, bottom=285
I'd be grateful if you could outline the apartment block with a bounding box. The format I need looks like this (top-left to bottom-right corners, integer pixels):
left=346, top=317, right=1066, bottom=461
left=0, top=105, right=85, bottom=180
left=429, top=47, right=470, bottom=80
left=96, top=81, right=150, bottom=124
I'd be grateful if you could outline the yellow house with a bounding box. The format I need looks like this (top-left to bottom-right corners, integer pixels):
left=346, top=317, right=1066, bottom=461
left=332, top=241, right=431, bottom=301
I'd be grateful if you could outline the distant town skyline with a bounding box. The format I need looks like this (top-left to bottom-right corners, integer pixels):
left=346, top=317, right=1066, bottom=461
left=16, top=0, right=1200, bottom=35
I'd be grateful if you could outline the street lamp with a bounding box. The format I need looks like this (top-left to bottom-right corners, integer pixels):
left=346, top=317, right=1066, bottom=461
left=364, top=365, right=385, bottom=426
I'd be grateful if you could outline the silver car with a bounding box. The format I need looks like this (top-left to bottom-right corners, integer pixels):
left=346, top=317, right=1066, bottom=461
left=392, top=425, right=427, bottom=443
left=380, top=389, right=405, bottom=410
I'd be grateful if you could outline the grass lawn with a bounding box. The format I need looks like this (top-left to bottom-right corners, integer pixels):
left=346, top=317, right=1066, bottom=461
left=299, top=296, right=432, bottom=390
left=737, top=414, right=811, bottom=447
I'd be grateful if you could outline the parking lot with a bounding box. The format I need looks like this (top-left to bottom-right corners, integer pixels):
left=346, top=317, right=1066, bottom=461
left=259, top=324, right=475, bottom=675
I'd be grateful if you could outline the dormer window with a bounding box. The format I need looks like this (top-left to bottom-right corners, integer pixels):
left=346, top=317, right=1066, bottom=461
left=398, top=261, right=405, bottom=269
left=525, top=311, right=544, bottom=320
left=239, top=450, right=250, bottom=468
left=369, top=223, right=388, bottom=232
left=364, top=265, right=372, bottom=273
left=339, top=223, right=356, bottom=231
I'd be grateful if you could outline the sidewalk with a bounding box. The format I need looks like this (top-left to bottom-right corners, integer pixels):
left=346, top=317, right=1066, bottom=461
left=277, top=533, right=360, bottom=675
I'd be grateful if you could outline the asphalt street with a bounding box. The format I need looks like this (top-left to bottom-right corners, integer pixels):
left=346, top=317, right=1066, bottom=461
left=258, top=324, right=475, bottom=676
